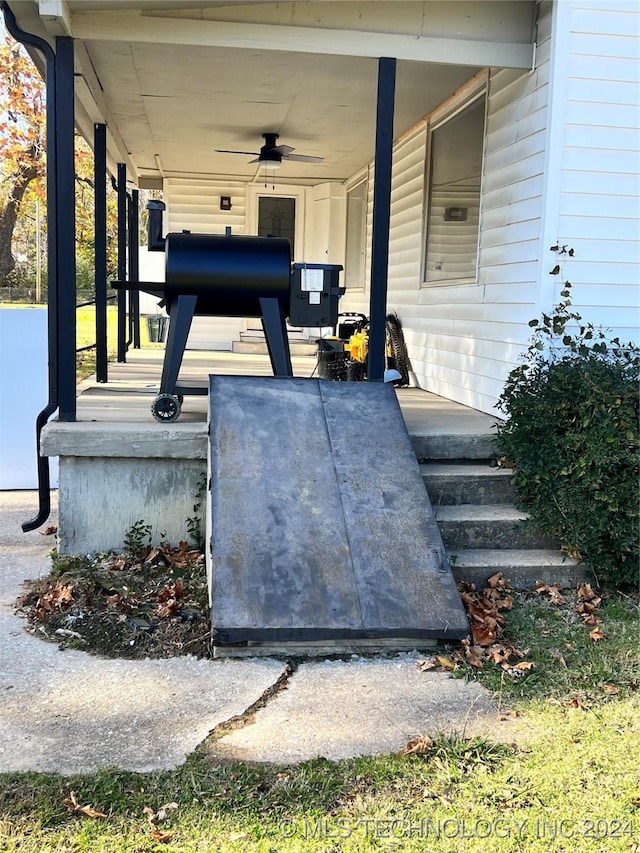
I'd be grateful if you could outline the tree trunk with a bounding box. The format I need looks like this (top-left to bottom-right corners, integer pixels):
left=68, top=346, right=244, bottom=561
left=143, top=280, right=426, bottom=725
left=0, top=161, right=40, bottom=284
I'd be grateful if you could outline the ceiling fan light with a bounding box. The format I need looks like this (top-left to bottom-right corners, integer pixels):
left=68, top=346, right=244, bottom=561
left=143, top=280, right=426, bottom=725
left=261, top=157, right=282, bottom=170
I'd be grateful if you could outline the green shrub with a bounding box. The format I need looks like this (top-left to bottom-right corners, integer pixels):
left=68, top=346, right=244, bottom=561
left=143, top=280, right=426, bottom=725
left=497, top=262, right=639, bottom=589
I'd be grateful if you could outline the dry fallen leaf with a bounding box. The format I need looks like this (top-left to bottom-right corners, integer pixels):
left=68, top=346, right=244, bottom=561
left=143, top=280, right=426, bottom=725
left=143, top=547, right=163, bottom=566
left=577, top=582, right=598, bottom=601
left=62, top=791, right=106, bottom=819
left=589, top=626, right=606, bottom=641
left=151, top=828, right=175, bottom=843
left=486, top=644, right=512, bottom=665
left=40, top=525, right=57, bottom=536
left=404, top=736, right=434, bottom=755
left=535, top=582, right=566, bottom=605
left=502, top=660, right=535, bottom=677
left=601, top=684, right=620, bottom=695
left=417, top=658, right=438, bottom=672
left=461, top=640, right=484, bottom=670
left=35, top=584, right=75, bottom=620
left=158, top=580, right=184, bottom=602
left=435, top=655, right=456, bottom=671
left=143, top=802, right=178, bottom=825
left=156, top=599, right=181, bottom=618
left=498, top=710, right=519, bottom=721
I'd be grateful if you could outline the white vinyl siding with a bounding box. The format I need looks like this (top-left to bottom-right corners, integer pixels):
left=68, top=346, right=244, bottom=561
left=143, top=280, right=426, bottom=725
left=164, top=177, right=248, bottom=350
left=554, top=0, right=640, bottom=343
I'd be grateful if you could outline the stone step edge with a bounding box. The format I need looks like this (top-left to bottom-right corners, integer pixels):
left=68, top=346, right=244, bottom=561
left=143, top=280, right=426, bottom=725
left=447, top=549, right=588, bottom=590
left=420, top=463, right=513, bottom=478
left=435, top=505, right=528, bottom=522
left=411, top=434, right=498, bottom=461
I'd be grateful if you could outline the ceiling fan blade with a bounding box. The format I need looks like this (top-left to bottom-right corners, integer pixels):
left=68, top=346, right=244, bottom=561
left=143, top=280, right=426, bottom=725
left=284, top=153, right=324, bottom=163
left=274, top=144, right=294, bottom=155
left=215, top=148, right=260, bottom=156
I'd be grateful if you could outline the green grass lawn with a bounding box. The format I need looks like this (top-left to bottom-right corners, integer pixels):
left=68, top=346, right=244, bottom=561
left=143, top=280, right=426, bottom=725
left=0, top=590, right=638, bottom=852
left=76, top=305, right=163, bottom=383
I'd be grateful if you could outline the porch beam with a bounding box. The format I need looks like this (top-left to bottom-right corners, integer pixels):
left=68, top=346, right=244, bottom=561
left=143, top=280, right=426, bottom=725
left=38, top=0, right=71, bottom=37
left=68, top=12, right=535, bottom=69
left=73, top=41, right=138, bottom=180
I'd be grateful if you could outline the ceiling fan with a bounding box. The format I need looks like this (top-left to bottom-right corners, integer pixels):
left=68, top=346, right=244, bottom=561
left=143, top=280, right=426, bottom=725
left=215, top=132, right=324, bottom=169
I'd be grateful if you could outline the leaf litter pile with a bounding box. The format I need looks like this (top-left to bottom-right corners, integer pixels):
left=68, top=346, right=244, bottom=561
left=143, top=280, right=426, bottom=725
left=417, top=572, right=609, bottom=680
left=17, top=541, right=211, bottom=659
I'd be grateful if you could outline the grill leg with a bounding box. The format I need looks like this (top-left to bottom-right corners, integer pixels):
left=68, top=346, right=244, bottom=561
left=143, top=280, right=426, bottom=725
left=159, top=295, right=197, bottom=394
left=260, top=297, right=293, bottom=377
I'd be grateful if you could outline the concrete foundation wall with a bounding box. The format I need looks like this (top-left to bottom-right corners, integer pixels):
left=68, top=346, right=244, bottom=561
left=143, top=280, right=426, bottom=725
left=56, top=457, right=207, bottom=556
left=41, top=422, right=208, bottom=556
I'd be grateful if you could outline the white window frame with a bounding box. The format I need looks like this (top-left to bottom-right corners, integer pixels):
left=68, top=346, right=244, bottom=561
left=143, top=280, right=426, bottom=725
left=343, top=174, right=369, bottom=292
left=421, top=73, right=488, bottom=288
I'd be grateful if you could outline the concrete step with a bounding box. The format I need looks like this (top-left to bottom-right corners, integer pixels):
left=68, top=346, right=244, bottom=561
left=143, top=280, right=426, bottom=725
left=447, top=549, right=586, bottom=590
left=435, top=505, right=559, bottom=551
left=421, top=462, right=516, bottom=506
left=410, top=433, right=498, bottom=461
left=233, top=339, right=318, bottom=357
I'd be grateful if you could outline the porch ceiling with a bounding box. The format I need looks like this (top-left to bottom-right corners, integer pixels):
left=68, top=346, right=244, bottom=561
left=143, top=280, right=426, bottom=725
left=8, top=1, right=536, bottom=185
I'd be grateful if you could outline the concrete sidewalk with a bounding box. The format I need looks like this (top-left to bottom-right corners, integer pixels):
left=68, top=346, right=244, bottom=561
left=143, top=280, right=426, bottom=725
left=0, top=491, right=533, bottom=776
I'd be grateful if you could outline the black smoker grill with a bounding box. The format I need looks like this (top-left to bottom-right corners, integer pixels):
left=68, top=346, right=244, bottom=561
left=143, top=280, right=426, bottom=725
left=114, top=201, right=342, bottom=421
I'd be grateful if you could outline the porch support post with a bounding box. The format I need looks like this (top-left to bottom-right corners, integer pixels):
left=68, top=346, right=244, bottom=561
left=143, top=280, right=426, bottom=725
left=367, top=56, right=396, bottom=383
left=128, top=188, right=141, bottom=348
left=116, top=162, right=128, bottom=362
left=94, top=122, right=108, bottom=382
left=55, top=35, right=76, bottom=421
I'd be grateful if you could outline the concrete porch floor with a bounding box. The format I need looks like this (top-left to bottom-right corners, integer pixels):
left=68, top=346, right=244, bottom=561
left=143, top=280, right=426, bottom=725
left=74, top=347, right=501, bottom=444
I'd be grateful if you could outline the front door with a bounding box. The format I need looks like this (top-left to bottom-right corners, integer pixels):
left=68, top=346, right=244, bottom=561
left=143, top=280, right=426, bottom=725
left=246, top=185, right=307, bottom=337
left=257, top=196, right=296, bottom=258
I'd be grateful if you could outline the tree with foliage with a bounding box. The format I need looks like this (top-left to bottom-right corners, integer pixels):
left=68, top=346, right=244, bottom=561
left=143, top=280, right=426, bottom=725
left=0, top=31, right=45, bottom=285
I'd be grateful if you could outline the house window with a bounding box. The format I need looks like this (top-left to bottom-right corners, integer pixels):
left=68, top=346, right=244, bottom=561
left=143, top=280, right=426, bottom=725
left=344, top=180, right=367, bottom=289
left=424, top=93, right=486, bottom=284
